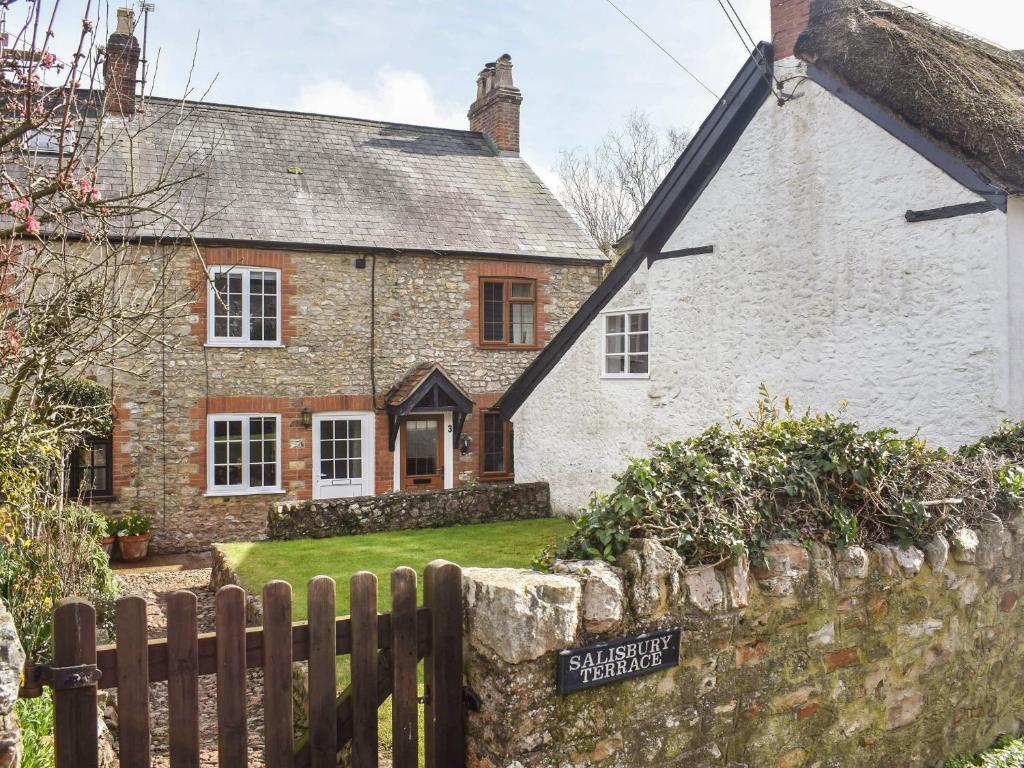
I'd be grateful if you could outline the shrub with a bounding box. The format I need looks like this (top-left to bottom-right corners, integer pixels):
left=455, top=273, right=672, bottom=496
left=542, top=393, right=1022, bottom=568
left=945, top=734, right=1024, bottom=767
left=16, top=689, right=54, bottom=768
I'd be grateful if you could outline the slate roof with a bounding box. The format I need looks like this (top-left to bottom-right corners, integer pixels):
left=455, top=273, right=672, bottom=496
left=96, top=96, right=604, bottom=262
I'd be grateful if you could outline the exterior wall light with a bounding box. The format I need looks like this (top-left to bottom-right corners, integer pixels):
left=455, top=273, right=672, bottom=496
left=460, top=434, right=473, bottom=455
left=301, top=407, right=312, bottom=429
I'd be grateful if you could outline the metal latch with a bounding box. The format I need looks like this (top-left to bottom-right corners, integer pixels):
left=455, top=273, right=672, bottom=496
left=22, top=663, right=102, bottom=693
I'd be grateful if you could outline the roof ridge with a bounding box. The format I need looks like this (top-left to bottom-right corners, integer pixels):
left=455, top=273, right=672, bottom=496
left=135, top=93, right=489, bottom=141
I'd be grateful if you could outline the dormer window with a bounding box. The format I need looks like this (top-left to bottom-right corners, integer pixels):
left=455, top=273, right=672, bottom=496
left=25, top=128, right=75, bottom=155
left=207, top=266, right=282, bottom=346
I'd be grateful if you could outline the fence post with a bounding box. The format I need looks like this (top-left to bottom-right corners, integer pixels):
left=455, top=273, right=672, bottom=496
left=423, top=560, right=464, bottom=768
left=52, top=598, right=99, bottom=768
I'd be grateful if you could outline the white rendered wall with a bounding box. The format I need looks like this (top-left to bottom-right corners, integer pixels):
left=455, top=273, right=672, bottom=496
left=515, top=67, right=1012, bottom=515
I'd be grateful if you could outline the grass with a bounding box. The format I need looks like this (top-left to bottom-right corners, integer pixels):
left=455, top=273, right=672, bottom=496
left=219, top=518, right=572, bottom=619
left=219, top=519, right=573, bottom=763
left=945, top=735, right=1024, bottom=767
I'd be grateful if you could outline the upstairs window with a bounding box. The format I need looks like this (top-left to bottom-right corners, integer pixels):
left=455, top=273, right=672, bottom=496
left=207, top=414, right=281, bottom=494
left=208, top=266, right=281, bottom=346
left=481, top=411, right=514, bottom=477
left=603, top=310, right=649, bottom=377
left=69, top=437, right=113, bottom=499
left=480, top=278, right=536, bottom=347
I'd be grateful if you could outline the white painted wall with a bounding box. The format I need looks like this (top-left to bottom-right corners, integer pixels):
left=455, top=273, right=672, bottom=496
left=515, top=64, right=1014, bottom=515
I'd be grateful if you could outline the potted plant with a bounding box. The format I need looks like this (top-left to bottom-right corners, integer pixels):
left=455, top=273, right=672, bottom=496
left=117, top=513, right=153, bottom=562
left=101, top=516, right=119, bottom=558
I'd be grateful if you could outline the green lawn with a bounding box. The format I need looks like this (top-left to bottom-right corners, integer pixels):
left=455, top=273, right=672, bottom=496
left=220, top=519, right=572, bottom=763
left=220, top=518, right=572, bottom=617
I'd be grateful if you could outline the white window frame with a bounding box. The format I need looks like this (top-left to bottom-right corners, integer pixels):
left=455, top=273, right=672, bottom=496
left=206, top=413, right=283, bottom=496
left=600, top=307, right=650, bottom=379
left=206, top=265, right=283, bottom=347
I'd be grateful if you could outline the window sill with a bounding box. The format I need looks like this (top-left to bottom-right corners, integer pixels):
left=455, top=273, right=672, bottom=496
left=601, top=374, right=651, bottom=380
left=204, top=342, right=285, bottom=349
left=479, top=474, right=515, bottom=482
left=479, top=344, right=542, bottom=351
left=204, top=488, right=287, bottom=498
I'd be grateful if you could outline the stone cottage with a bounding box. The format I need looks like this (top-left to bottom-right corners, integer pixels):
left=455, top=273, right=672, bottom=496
left=499, top=0, right=1024, bottom=514
left=77, top=10, right=605, bottom=550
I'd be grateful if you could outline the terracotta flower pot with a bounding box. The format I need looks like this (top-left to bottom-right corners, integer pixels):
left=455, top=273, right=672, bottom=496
left=101, top=535, right=116, bottom=558
left=118, top=533, right=152, bottom=562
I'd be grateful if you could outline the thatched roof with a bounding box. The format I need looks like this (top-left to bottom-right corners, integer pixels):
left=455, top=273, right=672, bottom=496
left=795, top=0, right=1024, bottom=193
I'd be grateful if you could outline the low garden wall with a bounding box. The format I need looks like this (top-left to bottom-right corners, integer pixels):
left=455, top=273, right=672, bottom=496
left=462, top=517, right=1024, bottom=768
left=268, top=481, right=550, bottom=540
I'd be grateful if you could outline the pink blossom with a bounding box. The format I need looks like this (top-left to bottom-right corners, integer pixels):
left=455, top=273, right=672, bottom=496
left=79, top=178, right=93, bottom=195
left=25, top=215, right=40, bottom=236
left=39, top=52, right=56, bottom=68
left=90, top=188, right=101, bottom=202
left=9, top=198, right=29, bottom=215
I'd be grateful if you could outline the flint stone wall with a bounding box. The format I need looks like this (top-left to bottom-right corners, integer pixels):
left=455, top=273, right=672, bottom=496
left=0, top=599, right=24, bottom=768
left=463, top=516, right=1024, bottom=768
left=268, top=482, right=550, bottom=540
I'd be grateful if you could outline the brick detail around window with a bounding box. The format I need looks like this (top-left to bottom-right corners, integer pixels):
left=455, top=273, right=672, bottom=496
left=189, top=247, right=298, bottom=343
left=464, top=261, right=553, bottom=348
left=185, top=395, right=394, bottom=500
left=111, top=398, right=134, bottom=497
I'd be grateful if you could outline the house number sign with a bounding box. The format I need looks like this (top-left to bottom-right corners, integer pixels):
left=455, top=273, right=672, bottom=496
left=556, top=627, right=681, bottom=695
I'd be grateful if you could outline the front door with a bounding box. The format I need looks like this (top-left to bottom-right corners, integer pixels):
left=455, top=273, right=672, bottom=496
left=401, top=417, right=443, bottom=491
left=313, top=412, right=375, bottom=499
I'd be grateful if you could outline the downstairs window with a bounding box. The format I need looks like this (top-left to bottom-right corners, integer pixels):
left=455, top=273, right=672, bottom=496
left=207, top=414, right=281, bottom=494
left=481, top=411, right=514, bottom=478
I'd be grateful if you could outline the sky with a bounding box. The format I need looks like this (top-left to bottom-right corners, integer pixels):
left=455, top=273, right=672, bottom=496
left=45, top=0, right=1024, bottom=191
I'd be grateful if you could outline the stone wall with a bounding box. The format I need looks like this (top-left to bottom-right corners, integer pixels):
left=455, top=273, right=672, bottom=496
left=268, top=481, right=550, bottom=540
left=0, top=599, right=25, bottom=768
left=462, top=517, right=1024, bottom=768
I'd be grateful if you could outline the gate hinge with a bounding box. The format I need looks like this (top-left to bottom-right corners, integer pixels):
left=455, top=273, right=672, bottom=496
left=23, top=662, right=102, bottom=692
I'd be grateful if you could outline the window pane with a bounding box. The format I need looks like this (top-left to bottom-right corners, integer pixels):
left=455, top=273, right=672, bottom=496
left=510, top=282, right=532, bottom=298
left=483, top=414, right=506, bottom=473
left=405, top=420, right=438, bottom=476
left=605, top=314, right=625, bottom=334
left=629, top=333, right=648, bottom=353
left=212, top=272, right=244, bottom=340
left=349, top=420, right=360, bottom=439
left=606, top=334, right=625, bottom=354
left=249, top=416, right=277, bottom=488
left=482, top=282, right=505, bottom=342
left=212, top=417, right=244, bottom=487
left=349, top=459, right=362, bottom=480
left=629, top=312, right=649, bottom=332
left=629, top=355, right=649, bottom=374
left=321, top=460, right=333, bottom=479
left=606, top=355, right=625, bottom=374
left=510, top=302, right=534, bottom=345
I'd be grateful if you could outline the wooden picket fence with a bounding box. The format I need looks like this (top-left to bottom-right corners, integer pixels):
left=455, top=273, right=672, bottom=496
left=21, top=561, right=464, bottom=768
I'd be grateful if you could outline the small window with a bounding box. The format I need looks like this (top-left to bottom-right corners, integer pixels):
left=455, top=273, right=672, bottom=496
left=603, top=310, right=649, bottom=377
left=25, top=128, right=75, bottom=155
left=481, top=412, right=514, bottom=477
left=208, top=414, right=281, bottom=494
left=207, top=266, right=281, bottom=346
left=69, top=437, right=113, bottom=499
left=480, top=278, right=536, bottom=347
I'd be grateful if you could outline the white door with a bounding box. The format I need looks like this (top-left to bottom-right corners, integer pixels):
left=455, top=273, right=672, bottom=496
left=312, top=412, right=375, bottom=499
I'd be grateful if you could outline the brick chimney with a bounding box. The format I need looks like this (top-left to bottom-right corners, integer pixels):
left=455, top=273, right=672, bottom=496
left=770, top=0, right=812, bottom=61
left=102, top=7, right=141, bottom=116
left=468, top=54, right=523, bottom=154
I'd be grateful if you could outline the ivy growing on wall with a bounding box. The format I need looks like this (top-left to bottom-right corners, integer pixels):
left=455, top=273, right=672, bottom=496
left=542, top=390, right=1024, bottom=568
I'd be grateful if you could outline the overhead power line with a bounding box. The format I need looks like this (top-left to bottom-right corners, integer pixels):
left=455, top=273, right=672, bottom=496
left=600, top=0, right=722, bottom=102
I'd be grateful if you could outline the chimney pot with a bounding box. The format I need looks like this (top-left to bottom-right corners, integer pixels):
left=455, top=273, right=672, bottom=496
left=468, top=54, right=523, bottom=154
left=103, top=7, right=141, bottom=116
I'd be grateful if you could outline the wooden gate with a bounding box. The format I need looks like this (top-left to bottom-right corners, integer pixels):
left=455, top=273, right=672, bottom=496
left=21, top=560, right=464, bottom=768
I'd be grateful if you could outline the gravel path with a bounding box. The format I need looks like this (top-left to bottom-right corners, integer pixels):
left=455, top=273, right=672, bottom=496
left=115, top=565, right=267, bottom=768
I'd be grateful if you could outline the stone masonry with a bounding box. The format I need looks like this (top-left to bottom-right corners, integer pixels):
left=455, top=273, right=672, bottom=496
left=462, top=517, right=1024, bottom=767
left=0, top=599, right=24, bottom=768
left=269, top=481, right=550, bottom=540
left=91, top=246, right=602, bottom=552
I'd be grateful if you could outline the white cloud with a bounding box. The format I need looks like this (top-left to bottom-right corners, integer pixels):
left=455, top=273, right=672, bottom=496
left=295, top=68, right=465, bottom=129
